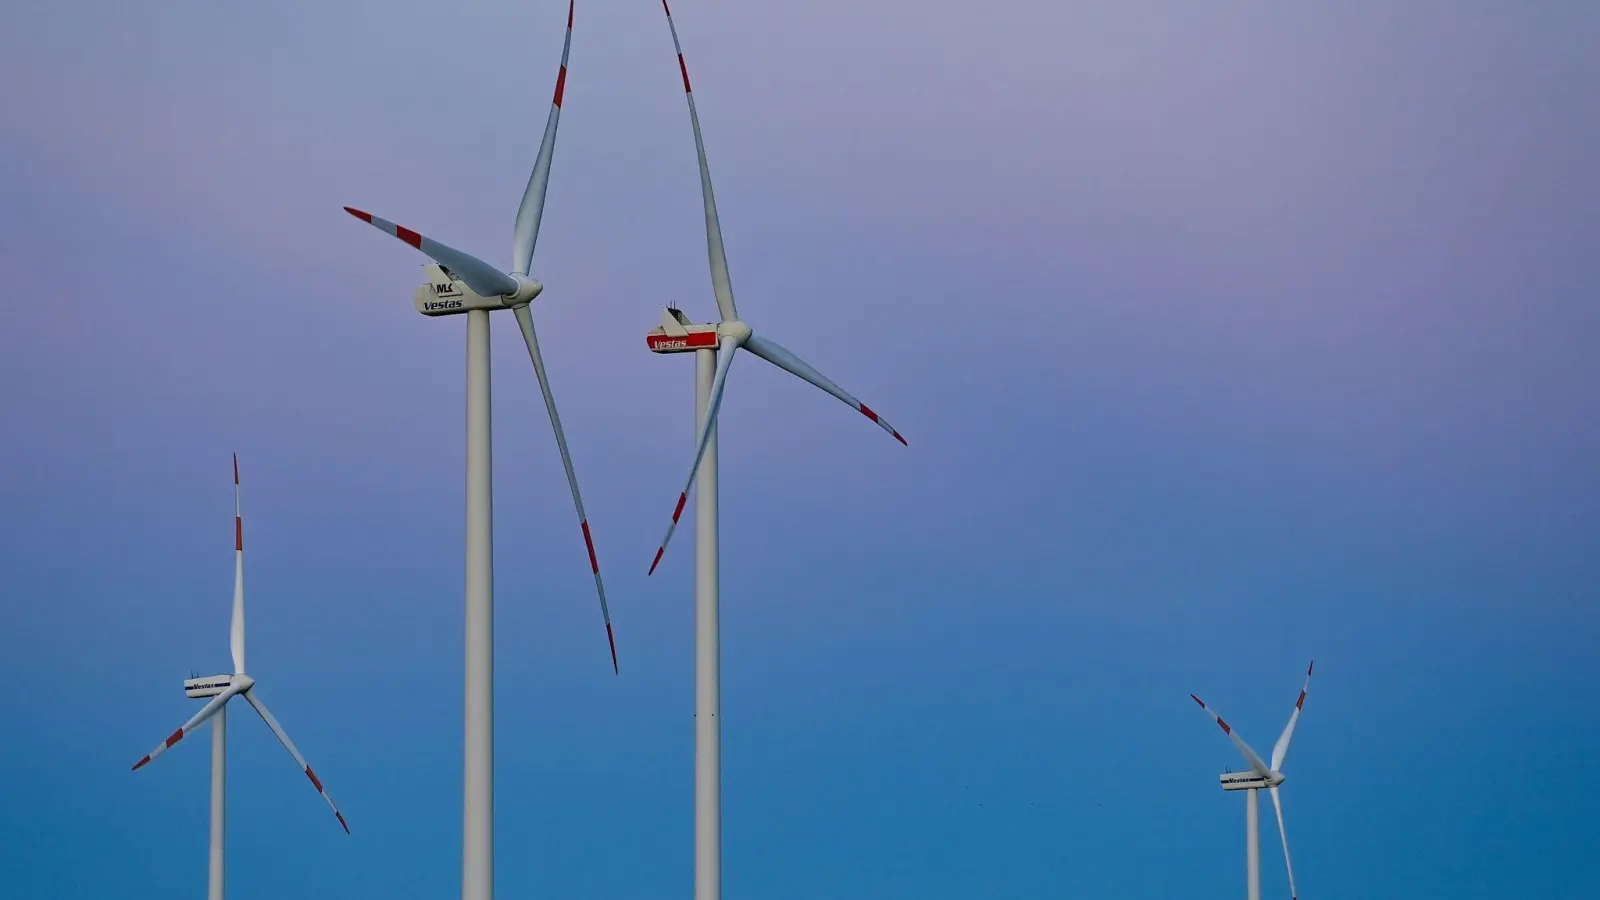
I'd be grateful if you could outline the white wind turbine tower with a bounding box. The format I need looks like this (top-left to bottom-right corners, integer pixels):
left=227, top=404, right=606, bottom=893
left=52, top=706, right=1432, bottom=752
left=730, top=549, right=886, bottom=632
left=340, top=5, right=614, bottom=900
left=1191, top=661, right=1315, bottom=900
left=131, top=456, right=348, bottom=900
left=644, top=5, right=908, bottom=898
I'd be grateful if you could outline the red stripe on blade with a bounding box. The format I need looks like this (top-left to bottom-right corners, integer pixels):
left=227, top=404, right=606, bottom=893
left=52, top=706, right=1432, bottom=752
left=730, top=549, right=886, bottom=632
left=678, top=55, right=692, bottom=92
left=395, top=225, right=423, bottom=249
left=892, top=429, right=908, bottom=446
left=343, top=207, right=373, bottom=223
left=859, top=403, right=881, bottom=423
left=233, top=454, right=239, bottom=484
left=661, top=0, right=672, bottom=15
left=336, top=812, right=350, bottom=834
left=553, top=66, right=567, bottom=107
left=132, top=755, right=151, bottom=771
left=581, top=521, right=599, bottom=573
left=305, top=767, right=324, bottom=792
left=606, top=622, right=618, bottom=674
left=567, top=0, right=574, bottom=28
left=670, top=492, right=688, bottom=524
left=1296, top=691, right=1306, bottom=710
left=648, top=547, right=666, bottom=575
left=1190, top=694, right=1205, bottom=707
left=165, top=728, right=185, bottom=748
left=1216, top=718, right=1232, bottom=735
left=235, top=518, right=243, bottom=551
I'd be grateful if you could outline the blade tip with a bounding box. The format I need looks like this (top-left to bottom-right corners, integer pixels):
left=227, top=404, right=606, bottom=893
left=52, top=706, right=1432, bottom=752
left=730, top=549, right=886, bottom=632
left=337, top=811, right=350, bottom=834
left=132, top=756, right=150, bottom=771
left=343, top=206, right=373, bottom=222
left=648, top=548, right=665, bottom=575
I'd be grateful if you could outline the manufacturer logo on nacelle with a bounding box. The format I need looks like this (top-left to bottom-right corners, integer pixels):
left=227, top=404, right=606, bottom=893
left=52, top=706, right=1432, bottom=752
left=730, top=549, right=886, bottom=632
left=431, top=282, right=463, bottom=298
left=424, top=299, right=465, bottom=312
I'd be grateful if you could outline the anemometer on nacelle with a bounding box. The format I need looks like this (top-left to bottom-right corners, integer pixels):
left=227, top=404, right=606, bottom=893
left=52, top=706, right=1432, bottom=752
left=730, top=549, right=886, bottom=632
left=413, top=264, right=543, bottom=317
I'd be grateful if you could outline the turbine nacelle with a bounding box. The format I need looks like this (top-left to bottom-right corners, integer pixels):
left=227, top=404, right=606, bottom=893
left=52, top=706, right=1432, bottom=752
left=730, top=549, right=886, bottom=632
left=184, top=674, right=236, bottom=699
left=646, top=307, right=720, bottom=353
left=1220, top=769, right=1285, bottom=791
left=414, top=265, right=543, bottom=316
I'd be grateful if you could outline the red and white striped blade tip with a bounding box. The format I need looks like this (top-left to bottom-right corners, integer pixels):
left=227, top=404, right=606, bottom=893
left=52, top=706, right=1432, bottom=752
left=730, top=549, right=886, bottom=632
left=647, top=492, right=689, bottom=575
left=606, top=623, right=618, bottom=674
left=858, top=403, right=907, bottom=445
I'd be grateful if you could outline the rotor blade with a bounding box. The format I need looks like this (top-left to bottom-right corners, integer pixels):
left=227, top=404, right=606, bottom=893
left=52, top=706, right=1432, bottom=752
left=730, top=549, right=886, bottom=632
left=659, top=1, right=738, bottom=322
left=1269, top=786, right=1299, bottom=900
left=512, top=0, right=574, bottom=276
left=512, top=304, right=617, bottom=673
left=131, top=688, right=238, bottom=771
left=230, top=454, right=245, bottom=675
left=1271, top=660, right=1314, bottom=772
left=243, top=690, right=349, bottom=833
left=648, top=335, right=739, bottom=575
left=743, top=334, right=907, bottom=445
left=343, top=207, right=518, bottom=299
left=1190, top=694, right=1272, bottom=778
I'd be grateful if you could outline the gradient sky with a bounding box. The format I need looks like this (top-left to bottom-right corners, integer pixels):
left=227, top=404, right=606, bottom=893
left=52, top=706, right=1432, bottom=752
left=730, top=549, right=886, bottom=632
left=3, top=1, right=1597, bottom=898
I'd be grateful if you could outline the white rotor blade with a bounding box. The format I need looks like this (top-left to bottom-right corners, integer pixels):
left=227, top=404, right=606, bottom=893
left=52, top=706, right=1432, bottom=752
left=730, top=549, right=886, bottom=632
left=1269, top=786, right=1299, bottom=900
left=243, top=690, right=349, bottom=834
left=1271, top=660, right=1314, bottom=772
left=131, top=688, right=239, bottom=771
left=648, top=335, right=739, bottom=575
left=512, top=0, right=574, bottom=276
left=230, top=454, right=245, bottom=675
left=1190, top=694, right=1272, bottom=778
left=512, top=304, right=618, bottom=673
left=343, top=207, right=518, bottom=298
left=659, top=0, right=738, bottom=323
left=743, top=334, right=907, bottom=446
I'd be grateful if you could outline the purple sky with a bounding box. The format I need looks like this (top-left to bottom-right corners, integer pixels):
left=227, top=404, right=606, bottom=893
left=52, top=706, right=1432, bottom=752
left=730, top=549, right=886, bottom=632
left=3, top=2, right=1598, bottom=898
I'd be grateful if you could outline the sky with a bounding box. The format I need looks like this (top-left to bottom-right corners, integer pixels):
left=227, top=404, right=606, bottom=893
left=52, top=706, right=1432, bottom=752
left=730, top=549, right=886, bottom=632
left=2, top=1, right=1598, bottom=897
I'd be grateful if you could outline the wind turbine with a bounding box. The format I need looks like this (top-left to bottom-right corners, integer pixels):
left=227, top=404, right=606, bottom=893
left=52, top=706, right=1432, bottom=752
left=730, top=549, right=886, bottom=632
left=131, top=456, right=347, bottom=900
left=644, top=4, right=907, bottom=898
left=340, top=6, right=613, bottom=900
left=1191, top=661, right=1314, bottom=900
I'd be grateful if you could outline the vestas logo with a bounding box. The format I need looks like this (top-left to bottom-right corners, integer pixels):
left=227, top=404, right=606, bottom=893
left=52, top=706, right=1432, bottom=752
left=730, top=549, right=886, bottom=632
left=648, top=331, right=718, bottom=351
left=424, top=299, right=464, bottom=312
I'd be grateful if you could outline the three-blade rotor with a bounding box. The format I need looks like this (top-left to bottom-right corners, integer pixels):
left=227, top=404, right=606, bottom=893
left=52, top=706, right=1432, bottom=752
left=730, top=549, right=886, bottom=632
left=341, top=0, right=617, bottom=672
left=646, top=1, right=908, bottom=575
left=1192, top=661, right=1314, bottom=900
left=132, top=458, right=350, bottom=834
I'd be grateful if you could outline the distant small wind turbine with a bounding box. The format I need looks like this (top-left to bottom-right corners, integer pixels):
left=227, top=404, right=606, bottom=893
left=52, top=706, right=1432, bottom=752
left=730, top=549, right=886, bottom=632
left=131, top=456, right=347, bottom=900
left=1191, top=661, right=1314, bottom=900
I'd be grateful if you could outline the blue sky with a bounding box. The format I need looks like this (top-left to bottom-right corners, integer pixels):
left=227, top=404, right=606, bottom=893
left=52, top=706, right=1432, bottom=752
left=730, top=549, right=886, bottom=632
left=2, top=1, right=1597, bottom=898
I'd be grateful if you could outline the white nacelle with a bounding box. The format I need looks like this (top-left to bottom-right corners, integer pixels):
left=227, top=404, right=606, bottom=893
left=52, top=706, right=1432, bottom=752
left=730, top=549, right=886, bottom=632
left=1219, top=771, right=1276, bottom=791
left=185, top=674, right=233, bottom=698
left=414, top=264, right=512, bottom=317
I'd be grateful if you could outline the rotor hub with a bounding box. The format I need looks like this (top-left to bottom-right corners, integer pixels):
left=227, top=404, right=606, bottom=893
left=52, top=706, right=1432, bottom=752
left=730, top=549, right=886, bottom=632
left=508, top=274, right=544, bottom=306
